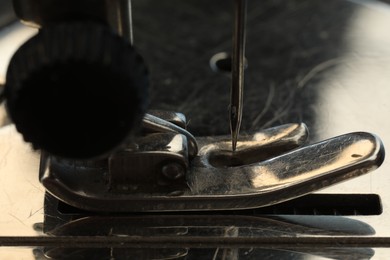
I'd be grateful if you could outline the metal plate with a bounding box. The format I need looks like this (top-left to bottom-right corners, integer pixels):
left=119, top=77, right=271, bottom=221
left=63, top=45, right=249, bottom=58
left=1, top=0, right=390, bottom=259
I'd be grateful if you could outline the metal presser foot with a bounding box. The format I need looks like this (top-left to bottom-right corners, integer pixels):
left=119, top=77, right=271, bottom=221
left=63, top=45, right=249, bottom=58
left=40, top=110, right=385, bottom=212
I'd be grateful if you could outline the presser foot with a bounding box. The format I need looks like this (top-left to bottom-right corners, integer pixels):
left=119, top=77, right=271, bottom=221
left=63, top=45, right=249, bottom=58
left=40, top=112, right=384, bottom=212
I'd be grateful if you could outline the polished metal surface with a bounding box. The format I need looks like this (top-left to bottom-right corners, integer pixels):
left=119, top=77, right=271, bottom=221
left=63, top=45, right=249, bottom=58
left=35, top=215, right=383, bottom=258
left=108, top=131, right=189, bottom=193
left=142, top=113, right=198, bottom=158
left=230, top=0, right=247, bottom=151
left=189, top=128, right=383, bottom=210
left=120, top=0, right=134, bottom=44
left=1, top=0, right=390, bottom=259
left=38, top=123, right=384, bottom=212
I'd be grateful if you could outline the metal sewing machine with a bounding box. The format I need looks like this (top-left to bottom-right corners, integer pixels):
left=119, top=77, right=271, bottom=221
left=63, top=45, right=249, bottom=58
left=0, top=0, right=389, bottom=258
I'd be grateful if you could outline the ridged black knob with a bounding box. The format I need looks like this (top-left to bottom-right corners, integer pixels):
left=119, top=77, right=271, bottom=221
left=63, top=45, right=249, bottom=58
left=5, top=22, right=148, bottom=159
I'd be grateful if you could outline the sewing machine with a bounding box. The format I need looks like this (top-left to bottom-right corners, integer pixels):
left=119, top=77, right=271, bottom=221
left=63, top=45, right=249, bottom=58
left=0, top=0, right=390, bottom=258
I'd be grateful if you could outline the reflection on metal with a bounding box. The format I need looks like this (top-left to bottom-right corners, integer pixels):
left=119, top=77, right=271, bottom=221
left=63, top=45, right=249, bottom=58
left=40, top=121, right=384, bottom=212
left=118, top=0, right=134, bottom=44
left=1, top=0, right=390, bottom=258
left=109, top=0, right=134, bottom=44
left=44, top=214, right=376, bottom=238
left=33, top=246, right=377, bottom=259
left=34, top=214, right=378, bottom=259
left=142, top=113, right=198, bottom=158
left=108, top=132, right=189, bottom=194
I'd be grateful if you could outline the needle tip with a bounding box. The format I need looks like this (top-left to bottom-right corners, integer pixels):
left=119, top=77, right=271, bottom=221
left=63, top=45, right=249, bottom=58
left=230, top=107, right=239, bottom=152
left=231, top=129, right=238, bottom=152
left=232, top=139, right=237, bottom=152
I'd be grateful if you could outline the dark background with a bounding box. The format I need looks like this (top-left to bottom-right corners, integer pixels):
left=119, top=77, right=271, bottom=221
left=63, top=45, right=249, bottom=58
left=1, top=0, right=388, bottom=141
left=130, top=0, right=358, bottom=136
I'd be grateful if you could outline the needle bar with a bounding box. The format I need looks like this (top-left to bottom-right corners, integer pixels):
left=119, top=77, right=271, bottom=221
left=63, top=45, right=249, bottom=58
left=230, top=0, right=247, bottom=151
left=118, top=0, right=134, bottom=44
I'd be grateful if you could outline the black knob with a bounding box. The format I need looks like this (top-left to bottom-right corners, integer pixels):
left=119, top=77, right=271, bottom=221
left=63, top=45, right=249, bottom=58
left=5, top=22, right=148, bottom=159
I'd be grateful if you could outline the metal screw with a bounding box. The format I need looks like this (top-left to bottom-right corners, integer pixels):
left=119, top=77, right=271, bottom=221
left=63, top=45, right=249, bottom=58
left=162, top=162, right=186, bottom=180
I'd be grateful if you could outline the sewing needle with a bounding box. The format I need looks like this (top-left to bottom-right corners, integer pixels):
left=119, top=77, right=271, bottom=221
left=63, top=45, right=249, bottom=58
left=230, top=0, right=247, bottom=152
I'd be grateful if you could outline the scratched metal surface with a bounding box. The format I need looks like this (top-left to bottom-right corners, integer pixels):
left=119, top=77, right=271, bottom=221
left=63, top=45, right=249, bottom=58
left=0, top=0, right=390, bottom=258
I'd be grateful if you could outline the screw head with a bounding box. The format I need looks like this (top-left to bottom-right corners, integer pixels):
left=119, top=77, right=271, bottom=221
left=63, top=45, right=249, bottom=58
left=162, top=162, right=186, bottom=180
